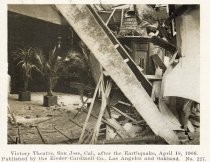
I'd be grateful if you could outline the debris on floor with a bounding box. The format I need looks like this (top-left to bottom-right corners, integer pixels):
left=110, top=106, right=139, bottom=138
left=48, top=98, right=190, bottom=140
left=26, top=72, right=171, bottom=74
left=8, top=4, right=200, bottom=145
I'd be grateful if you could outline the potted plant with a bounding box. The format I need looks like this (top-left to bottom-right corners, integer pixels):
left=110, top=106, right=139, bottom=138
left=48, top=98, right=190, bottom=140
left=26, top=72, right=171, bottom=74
left=34, top=37, right=63, bottom=107
left=13, top=47, right=41, bottom=101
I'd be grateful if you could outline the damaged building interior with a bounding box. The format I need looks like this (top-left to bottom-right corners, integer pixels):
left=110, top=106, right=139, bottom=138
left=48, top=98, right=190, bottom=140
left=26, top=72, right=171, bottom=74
left=7, top=4, right=200, bottom=145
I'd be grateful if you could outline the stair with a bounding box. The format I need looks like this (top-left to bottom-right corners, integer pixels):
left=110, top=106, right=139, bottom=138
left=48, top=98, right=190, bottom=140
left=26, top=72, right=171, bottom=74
left=55, top=4, right=180, bottom=144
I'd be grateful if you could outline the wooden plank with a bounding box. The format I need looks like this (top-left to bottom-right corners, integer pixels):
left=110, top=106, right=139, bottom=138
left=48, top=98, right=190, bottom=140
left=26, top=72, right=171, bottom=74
left=17, top=125, right=23, bottom=144
left=90, top=79, right=109, bottom=144
left=91, top=79, right=113, bottom=143
left=54, top=126, right=76, bottom=141
left=150, top=36, right=177, bottom=53
left=69, top=118, right=91, bottom=133
left=151, top=67, right=162, bottom=101
left=146, top=75, right=162, bottom=81
left=118, top=100, right=132, bottom=107
left=106, top=118, right=131, bottom=139
left=158, top=25, right=172, bottom=42
left=73, top=97, right=89, bottom=119
left=151, top=54, right=167, bottom=72
left=82, top=131, right=91, bottom=144
left=55, top=4, right=180, bottom=144
left=124, top=45, right=132, bottom=53
left=111, top=106, right=138, bottom=123
left=35, top=126, right=48, bottom=144
left=78, top=74, right=102, bottom=143
left=82, top=109, right=127, bottom=138
left=105, top=9, right=116, bottom=25
left=83, top=130, right=94, bottom=144
left=120, top=9, right=124, bottom=29
left=97, top=9, right=122, bottom=25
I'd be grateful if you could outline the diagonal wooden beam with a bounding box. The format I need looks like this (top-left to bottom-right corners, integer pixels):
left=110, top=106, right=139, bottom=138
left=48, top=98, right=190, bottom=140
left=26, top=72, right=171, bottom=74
left=55, top=4, right=180, bottom=144
left=150, top=36, right=177, bottom=54
left=105, top=9, right=116, bottom=25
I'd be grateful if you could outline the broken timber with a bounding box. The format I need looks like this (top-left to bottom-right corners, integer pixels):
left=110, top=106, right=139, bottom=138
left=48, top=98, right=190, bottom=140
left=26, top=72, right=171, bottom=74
left=150, top=36, right=177, bottom=54
left=111, top=106, right=138, bottom=123
left=91, top=78, right=112, bottom=143
left=55, top=4, right=180, bottom=144
left=106, top=118, right=131, bottom=138
left=82, top=109, right=130, bottom=138
left=151, top=54, right=167, bottom=72
left=78, top=74, right=102, bottom=143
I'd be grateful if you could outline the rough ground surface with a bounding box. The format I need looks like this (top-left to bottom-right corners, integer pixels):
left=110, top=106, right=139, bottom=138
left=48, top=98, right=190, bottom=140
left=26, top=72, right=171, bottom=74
left=8, top=92, right=96, bottom=144
left=8, top=92, right=200, bottom=145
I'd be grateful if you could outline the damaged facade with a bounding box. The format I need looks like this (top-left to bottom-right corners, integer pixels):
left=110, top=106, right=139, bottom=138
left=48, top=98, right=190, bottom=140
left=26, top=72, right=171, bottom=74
left=8, top=4, right=200, bottom=145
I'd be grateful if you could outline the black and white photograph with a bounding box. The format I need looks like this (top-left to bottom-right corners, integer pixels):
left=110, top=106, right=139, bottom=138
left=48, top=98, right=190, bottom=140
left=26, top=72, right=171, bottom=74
left=7, top=4, right=200, bottom=145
